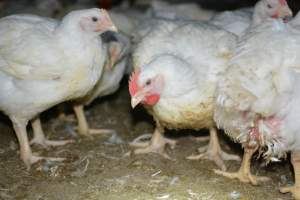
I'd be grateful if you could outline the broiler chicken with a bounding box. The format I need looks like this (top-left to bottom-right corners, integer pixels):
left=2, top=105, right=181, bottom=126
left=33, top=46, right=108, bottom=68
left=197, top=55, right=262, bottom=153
left=129, top=20, right=240, bottom=170
left=214, top=17, right=300, bottom=199
left=0, top=8, right=117, bottom=169
left=71, top=31, right=130, bottom=137
left=210, top=0, right=293, bottom=36
left=128, top=0, right=293, bottom=170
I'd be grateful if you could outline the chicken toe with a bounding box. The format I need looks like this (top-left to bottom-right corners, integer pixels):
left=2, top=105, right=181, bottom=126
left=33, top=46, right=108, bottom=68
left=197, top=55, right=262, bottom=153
left=30, top=117, right=74, bottom=148
left=187, top=127, right=240, bottom=171
left=73, top=104, right=114, bottom=137
left=214, top=146, right=270, bottom=185
left=130, top=126, right=176, bottom=160
left=280, top=152, right=300, bottom=200
left=13, top=120, right=65, bottom=170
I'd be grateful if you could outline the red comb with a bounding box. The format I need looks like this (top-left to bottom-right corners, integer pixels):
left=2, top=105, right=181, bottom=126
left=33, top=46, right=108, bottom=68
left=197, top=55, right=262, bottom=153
left=129, top=69, right=141, bottom=96
left=279, top=0, right=287, bottom=6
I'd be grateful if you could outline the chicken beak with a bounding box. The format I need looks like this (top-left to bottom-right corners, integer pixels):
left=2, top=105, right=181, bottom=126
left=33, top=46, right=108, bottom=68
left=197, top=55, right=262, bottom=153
left=107, top=24, right=118, bottom=32
left=131, top=92, right=145, bottom=108
left=99, top=9, right=118, bottom=32
left=279, top=6, right=293, bottom=20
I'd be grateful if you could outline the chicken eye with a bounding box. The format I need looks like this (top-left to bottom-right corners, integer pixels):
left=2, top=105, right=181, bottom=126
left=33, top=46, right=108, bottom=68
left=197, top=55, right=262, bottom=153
left=92, top=17, right=98, bottom=22
left=146, top=80, right=151, bottom=86
left=267, top=4, right=273, bottom=9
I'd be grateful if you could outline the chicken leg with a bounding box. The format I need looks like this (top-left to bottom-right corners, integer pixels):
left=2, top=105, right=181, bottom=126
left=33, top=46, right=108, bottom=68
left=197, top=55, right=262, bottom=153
left=187, top=127, right=240, bottom=171
left=13, top=119, right=64, bottom=170
left=214, top=146, right=270, bottom=185
left=280, top=151, right=300, bottom=200
left=73, top=104, right=114, bottom=136
left=30, top=117, right=74, bottom=148
left=130, top=124, right=176, bottom=159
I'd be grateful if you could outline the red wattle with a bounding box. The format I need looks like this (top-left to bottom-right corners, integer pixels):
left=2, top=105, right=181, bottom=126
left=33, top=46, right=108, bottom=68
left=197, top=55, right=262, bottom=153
left=271, top=13, right=279, bottom=19
left=144, top=94, right=160, bottom=106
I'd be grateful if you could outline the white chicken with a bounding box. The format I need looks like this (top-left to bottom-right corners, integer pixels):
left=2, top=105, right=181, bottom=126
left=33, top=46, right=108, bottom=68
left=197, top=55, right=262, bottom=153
left=129, top=19, right=240, bottom=170
left=211, top=0, right=292, bottom=36
left=214, top=17, right=300, bottom=199
left=72, top=31, right=131, bottom=136
left=128, top=0, right=293, bottom=170
left=0, top=8, right=117, bottom=169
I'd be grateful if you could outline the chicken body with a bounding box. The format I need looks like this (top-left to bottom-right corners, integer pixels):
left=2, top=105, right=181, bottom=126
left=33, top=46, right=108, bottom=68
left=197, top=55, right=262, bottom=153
left=214, top=18, right=300, bottom=198
left=0, top=8, right=116, bottom=169
left=211, top=8, right=253, bottom=36
left=129, top=20, right=240, bottom=170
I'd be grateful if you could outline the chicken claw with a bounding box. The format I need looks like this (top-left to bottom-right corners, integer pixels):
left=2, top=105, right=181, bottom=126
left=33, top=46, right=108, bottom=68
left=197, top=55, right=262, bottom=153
left=30, top=117, right=74, bottom=148
left=25, top=155, right=65, bottom=170
left=187, top=127, right=240, bottom=171
left=280, top=152, right=300, bottom=200
left=130, top=126, right=176, bottom=160
left=73, top=104, right=114, bottom=136
left=13, top=120, right=65, bottom=170
left=214, top=146, right=270, bottom=185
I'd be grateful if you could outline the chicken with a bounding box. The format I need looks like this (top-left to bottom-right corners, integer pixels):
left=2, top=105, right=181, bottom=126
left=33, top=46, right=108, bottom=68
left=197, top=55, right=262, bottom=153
left=128, top=0, right=293, bottom=170
left=129, top=19, right=240, bottom=170
left=214, top=18, right=300, bottom=198
left=72, top=31, right=130, bottom=136
left=211, top=0, right=292, bottom=36
left=0, top=8, right=117, bottom=169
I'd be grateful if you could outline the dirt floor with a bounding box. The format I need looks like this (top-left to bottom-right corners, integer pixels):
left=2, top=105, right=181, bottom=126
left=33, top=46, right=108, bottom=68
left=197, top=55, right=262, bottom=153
left=0, top=79, right=295, bottom=200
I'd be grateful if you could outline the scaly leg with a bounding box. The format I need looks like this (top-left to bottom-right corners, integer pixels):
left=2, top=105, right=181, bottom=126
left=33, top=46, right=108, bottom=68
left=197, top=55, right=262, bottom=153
left=280, top=151, right=300, bottom=200
left=130, top=124, right=176, bottom=159
left=12, top=119, right=64, bottom=170
left=187, top=127, right=240, bottom=171
left=30, top=117, right=74, bottom=148
left=73, top=104, right=114, bottom=136
left=214, top=146, right=270, bottom=185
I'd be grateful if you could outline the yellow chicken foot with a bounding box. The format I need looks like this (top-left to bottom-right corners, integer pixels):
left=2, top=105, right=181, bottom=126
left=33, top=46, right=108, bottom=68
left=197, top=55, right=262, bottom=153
left=13, top=120, right=65, bottom=170
left=130, top=125, right=176, bottom=160
left=187, top=127, right=240, bottom=171
left=73, top=104, right=114, bottom=137
left=30, top=117, right=74, bottom=148
left=214, top=146, right=270, bottom=185
left=280, top=151, right=300, bottom=200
